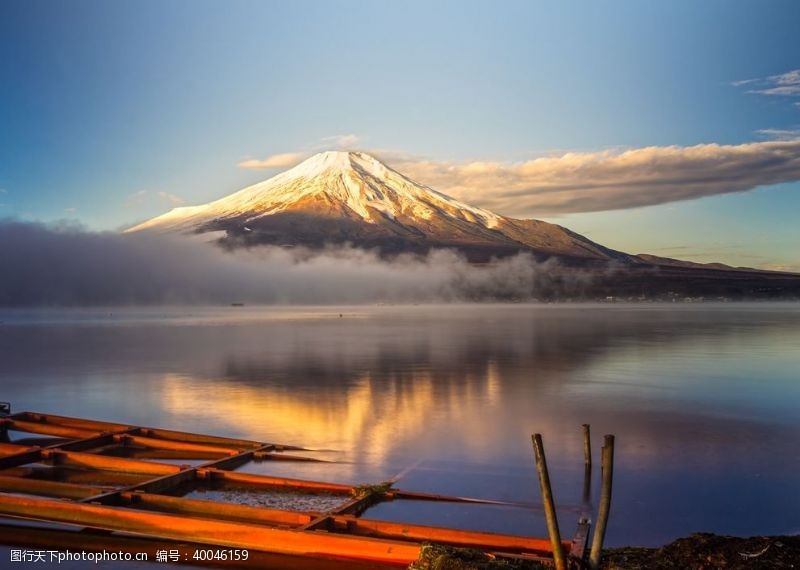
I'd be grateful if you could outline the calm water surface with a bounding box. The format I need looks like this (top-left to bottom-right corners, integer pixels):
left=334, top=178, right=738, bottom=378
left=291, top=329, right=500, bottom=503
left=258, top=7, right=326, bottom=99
left=1, top=303, right=799, bottom=552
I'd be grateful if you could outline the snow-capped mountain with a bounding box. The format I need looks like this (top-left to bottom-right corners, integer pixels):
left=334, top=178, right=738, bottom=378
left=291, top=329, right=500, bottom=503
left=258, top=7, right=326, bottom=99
left=128, top=151, right=629, bottom=263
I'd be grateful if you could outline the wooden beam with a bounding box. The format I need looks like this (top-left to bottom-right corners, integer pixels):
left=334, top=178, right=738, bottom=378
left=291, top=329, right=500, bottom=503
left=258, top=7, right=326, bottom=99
left=0, top=442, right=36, bottom=457
left=0, top=521, right=395, bottom=570
left=0, top=447, right=43, bottom=470
left=120, top=491, right=314, bottom=527
left=333, top=516, right=571, bottom=554
left=0, top=475, right=108, bottom=499
left=7, top=419, right=102, bottom=440
left=197, top=468, right=354, bottom=494
left=0, top=494, right=422, bottom=566
left=253, top=451, right=330, bottom=463
left=19, top=412, right=131, bottom=432
left=43, top=449, right=183, bottom=477
left=115, top=434, right=240, bottom=456
left=137, top=427, right=263, bottom=449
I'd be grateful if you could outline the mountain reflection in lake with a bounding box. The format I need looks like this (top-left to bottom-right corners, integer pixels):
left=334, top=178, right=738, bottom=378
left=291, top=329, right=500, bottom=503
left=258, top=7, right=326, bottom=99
left=1, top=304, right=799, bottom=546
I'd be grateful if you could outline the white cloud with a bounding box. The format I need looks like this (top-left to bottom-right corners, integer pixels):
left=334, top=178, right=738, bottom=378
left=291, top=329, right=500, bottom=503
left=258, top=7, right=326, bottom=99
left=374, top=139, right=800, bottom=216
left=320, top=133, right=361, bottom=148
left=237, top=152, right=310, bottom=170
left=736, top=69, right=800, bottom=97
left=157, top=191, right=186, bottom=205
left=238, top=134, right=362, bottom=170
left=756, top=128, right=800, bottom=141
left=63, top=207, right=77, bottom=213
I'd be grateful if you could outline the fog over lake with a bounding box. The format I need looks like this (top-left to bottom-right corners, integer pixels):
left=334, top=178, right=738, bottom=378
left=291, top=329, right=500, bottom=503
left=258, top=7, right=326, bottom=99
left=1, top=303, right=799, bottom=548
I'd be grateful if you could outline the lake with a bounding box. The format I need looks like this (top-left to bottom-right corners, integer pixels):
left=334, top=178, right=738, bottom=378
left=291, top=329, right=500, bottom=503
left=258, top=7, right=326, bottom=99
left=1, top=303, right=799, bottom=552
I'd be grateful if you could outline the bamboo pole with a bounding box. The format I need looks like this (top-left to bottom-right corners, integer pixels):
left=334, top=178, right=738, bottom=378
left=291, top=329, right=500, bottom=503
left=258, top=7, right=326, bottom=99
left=589, top=434, right=615, bottom=569
left=531, top=434, right=567, bottom=570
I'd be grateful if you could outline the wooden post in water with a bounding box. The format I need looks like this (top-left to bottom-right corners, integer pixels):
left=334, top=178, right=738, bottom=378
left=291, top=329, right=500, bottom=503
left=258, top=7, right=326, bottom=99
left=589, top=434, right=615, bottom=569
left=582, top=424, right=592, bottom=467
left=582, top=424, right=592, bottom=504
left=531, top=434, right=567, bottom=570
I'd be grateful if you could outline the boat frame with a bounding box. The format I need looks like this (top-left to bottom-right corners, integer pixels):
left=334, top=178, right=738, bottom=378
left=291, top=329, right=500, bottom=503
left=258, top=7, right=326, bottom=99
left=0, top=406, right=591, bottom=568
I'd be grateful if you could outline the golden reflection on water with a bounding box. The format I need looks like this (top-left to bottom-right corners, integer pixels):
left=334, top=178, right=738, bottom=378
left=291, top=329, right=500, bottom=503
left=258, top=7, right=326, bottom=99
left=159, top=362, right=510, bottom=472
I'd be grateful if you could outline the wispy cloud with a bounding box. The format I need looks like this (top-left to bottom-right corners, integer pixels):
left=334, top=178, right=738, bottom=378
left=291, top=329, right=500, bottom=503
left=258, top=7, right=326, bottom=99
left=157, top=191, right=185, bottom=205
left=238, top=152, right=309, bottom=170
left=320, top=133, right=360, bottom=148
left=238, top=134, right=363, bottom=170
left=756, top=128, right=800, bottom=141
left=735, top=69, right=800, bottom=97
left=374, top=139, right=800, bottom=216
left=63, top=207, right=77, bottom=213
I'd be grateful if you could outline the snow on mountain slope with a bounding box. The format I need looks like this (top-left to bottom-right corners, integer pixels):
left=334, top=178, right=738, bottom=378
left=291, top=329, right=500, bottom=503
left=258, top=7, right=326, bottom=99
left=127, top=151, right=630, bottom=263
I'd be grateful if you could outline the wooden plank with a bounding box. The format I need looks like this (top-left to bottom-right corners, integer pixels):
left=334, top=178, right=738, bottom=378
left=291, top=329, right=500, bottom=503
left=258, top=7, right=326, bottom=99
left=0, top=521, right=395, bottom=570
left=118, top=448, right=229, bottom=461
left=58, top=431, right=137, bottom=452
left=137, top=427, right=264, bottom=449
left=0, top=493, right=422, bottom=566
left=0, top=475, right=108, bottom=499
left=115, top=434, right=240, bottom=456
left=0, top=466, right=149, bottom=486
left=0, top=442, right=36, bottom=457
left=43, top=449, right=183, bottom=477
left=0, top=447, right=43, bottom=470
left=253, top=451, right=330, bottom=463
left=337, top=516, right=572, bottom=554
left=121, top=491, right=314, bottom=527
left=198, top=468, right=353, bottom=494
left=7, top=420, right=102, bottom=440
left=19, top=412, right=132, bottom=432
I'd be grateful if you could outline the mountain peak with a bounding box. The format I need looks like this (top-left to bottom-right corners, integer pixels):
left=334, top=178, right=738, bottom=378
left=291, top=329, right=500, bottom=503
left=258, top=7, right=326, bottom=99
left=281, top=150, right=389, bottom=181
left=125, top=149, right=624, bottom=264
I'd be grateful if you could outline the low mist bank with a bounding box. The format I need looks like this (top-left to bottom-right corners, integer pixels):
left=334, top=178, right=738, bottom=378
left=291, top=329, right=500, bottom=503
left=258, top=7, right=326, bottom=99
left=0, top=220, right=596, bottom=306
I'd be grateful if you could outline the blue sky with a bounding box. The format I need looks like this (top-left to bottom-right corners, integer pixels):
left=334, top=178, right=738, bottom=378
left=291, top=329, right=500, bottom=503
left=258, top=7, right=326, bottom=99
left=1, top=0, right=799, bottom=269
